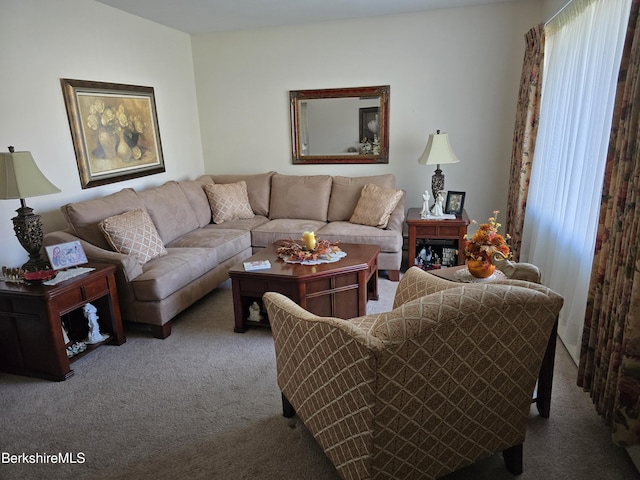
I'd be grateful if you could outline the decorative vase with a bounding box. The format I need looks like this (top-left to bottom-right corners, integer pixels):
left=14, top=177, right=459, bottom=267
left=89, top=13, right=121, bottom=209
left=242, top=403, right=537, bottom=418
left=98, top=129, right=117, bottom=159
left=117, top=130, right=132, bottom=162
left=467, top=258, right=495, bottom=278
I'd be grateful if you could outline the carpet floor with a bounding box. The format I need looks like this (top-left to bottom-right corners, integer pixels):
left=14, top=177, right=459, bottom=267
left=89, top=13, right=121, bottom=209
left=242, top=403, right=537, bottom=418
left=0, top=277, right=638, bottom=480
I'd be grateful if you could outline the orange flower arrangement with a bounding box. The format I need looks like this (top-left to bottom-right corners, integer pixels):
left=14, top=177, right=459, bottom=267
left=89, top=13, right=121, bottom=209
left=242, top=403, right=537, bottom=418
left=463, top=210, right=510, bottom=270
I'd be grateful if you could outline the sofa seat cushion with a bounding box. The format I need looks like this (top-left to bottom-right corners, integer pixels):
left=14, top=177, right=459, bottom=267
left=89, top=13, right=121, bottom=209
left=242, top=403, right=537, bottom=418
left=251, top=219, right=327, bottom=248
left=205, top=215, right=270, bottom=232
left=328, top=174, right=396, bottom=221
left=61, top=188, right=145, bottom=250
left=137, top=181, right=200, bottom=245
left=316, top=221, right=403, bottom=253
left=269, top=174, right=332, bottom=221
left=166, top=227, right=251, bottom=264
left=131, top=247, right=219, bottom=302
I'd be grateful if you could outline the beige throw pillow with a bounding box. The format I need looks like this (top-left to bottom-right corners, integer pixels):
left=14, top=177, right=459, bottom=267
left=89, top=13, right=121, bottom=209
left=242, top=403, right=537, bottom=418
left=204, top=181, right=255, bottom=224
left=349, top=183, right=403, bottom=229
left=99, top=209, right=167, bottom=265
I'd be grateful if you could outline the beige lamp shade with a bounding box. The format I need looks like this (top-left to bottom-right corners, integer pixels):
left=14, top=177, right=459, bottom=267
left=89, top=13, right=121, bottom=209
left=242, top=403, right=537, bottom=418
left=0, top=150, right=60, bottom=200
left=417, top=131, right=460, bottom=166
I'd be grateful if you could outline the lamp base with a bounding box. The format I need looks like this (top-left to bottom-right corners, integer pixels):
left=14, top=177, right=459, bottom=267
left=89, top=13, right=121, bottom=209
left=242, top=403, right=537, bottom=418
left=431, top=165, right=445, bottom=199
left=12, top=204, right=51, bottom=272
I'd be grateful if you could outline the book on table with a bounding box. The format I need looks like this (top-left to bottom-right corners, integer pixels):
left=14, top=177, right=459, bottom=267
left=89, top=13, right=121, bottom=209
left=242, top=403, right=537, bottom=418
left=243, top=260, right=271, bottom=271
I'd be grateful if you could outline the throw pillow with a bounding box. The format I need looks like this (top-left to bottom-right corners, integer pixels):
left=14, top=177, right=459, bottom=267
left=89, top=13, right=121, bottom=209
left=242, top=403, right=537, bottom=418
left=99, top=208, right=167, bottom=265
left=349, top=183, right=403, bottom=229
left=204, top=181, right=255, bottom=224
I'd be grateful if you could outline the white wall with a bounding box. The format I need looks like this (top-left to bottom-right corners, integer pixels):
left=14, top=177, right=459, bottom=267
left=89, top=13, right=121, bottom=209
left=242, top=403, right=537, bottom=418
left=0, top=0, right=203, bottom=268
left=192, top=1, right=541, bottom=231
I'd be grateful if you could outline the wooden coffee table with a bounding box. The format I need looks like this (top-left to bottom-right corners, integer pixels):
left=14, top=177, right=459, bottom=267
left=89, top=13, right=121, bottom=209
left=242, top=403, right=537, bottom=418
left=229, top=242, right=380, bottom=333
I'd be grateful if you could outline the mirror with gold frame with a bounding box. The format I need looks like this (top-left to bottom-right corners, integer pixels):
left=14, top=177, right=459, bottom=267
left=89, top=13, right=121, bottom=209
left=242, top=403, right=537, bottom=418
left=290, top=85, right=390, bottom=164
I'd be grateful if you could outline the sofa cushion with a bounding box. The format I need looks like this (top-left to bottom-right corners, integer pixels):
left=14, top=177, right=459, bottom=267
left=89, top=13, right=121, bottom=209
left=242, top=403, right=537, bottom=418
left=328, top=174, right=396, bottom=222
left=210, top=172, right=275, bottom=216
left=204, top=181, right=255, bottom=224
left=350, top=183, right=403, bottom=228
left=99, top=209, right=167, bottom=265
left=251, top=219, right=328, bottom=248
left=178, top=178, right=213, bottom=228
left=167, top=227, right=251, bottom=264
left=61, top=188, right=145, bottom=250
left=136, top=181, right=200, bottom=245
left=131, top=247, right=219, bottom=302
left=269, top=174, right=332, bottom=221
left=316, top=221, right=403, bottom=253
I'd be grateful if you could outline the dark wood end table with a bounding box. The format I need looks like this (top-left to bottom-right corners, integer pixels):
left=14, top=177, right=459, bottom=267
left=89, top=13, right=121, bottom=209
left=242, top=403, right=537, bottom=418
left=405, top=208, right=470, bottom=267
left=0, top=263, right=126, bottom=381
left=427, top=265, right=557, bottom=418
left=229, top=242, right=380, bottom=333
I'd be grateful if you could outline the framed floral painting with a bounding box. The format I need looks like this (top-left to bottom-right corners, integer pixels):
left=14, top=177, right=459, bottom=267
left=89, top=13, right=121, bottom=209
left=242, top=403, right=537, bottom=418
left=61, top=79, right=165, bottom=188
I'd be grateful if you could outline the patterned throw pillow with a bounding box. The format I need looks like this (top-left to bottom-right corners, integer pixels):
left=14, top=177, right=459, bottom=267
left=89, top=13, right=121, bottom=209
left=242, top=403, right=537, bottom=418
left=204, top=181, right=255, bottom=224
left=99, top=209, right=167, bottom=265
left=349, top=183, right=403, bottom=229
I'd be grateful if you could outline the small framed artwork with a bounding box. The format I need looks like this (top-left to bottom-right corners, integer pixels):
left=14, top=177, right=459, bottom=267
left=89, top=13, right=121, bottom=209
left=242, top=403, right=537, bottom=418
left=45, top=241, right=88, bottom=270
left=60, top=78, right=165, bottom=189
left=445, top=191, right=466, bottom=215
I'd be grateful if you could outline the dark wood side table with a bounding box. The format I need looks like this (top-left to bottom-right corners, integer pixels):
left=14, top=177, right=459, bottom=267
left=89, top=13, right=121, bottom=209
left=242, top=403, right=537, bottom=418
left=0, top=264, right=126, bottom=381
left=405, top=208, right=470, bottom=268
left=427, top=265, right=557, bottom=418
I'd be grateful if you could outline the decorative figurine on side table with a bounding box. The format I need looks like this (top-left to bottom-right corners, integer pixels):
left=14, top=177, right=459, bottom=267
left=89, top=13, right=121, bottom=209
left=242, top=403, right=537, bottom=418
left=420, top=190, right=431, bottom=219
left=248, top=301, right=264, bottom=322
left=83, top=303, right=109, bottom=344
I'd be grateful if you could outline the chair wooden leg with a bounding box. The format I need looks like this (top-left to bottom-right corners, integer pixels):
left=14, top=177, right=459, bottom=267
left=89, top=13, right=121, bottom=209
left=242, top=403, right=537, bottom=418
left=503, top=444, right=523, bottom=475
left=282, top=393, right=295, bottom=418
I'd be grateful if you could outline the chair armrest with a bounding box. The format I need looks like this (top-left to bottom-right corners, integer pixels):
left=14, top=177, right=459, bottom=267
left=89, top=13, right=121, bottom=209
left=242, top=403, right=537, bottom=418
left=392, top=266, right=461, bottom=308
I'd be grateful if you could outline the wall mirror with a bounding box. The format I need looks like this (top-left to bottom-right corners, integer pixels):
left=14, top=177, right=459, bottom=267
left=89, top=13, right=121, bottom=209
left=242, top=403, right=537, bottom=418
left=290, top=85, right=390, bottom=164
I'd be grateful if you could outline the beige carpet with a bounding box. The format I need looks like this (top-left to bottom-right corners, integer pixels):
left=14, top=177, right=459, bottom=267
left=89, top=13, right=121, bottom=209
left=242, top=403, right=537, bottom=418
left=0, top=277, right=638, bottom=480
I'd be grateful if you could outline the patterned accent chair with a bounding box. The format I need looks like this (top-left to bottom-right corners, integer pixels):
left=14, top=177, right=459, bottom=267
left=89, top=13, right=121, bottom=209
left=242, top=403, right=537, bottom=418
left=263, top=266, right=564, bottom=480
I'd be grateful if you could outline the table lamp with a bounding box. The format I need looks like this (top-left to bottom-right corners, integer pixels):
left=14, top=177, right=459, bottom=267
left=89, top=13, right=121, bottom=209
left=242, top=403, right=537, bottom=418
left=0, top=146, right=61, bottom=272
left=417, top=129, right=460, bottom=199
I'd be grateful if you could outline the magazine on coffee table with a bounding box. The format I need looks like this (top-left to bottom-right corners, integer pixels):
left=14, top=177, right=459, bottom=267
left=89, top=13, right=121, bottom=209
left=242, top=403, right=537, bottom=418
left=243, top=260, right=271, bottom=271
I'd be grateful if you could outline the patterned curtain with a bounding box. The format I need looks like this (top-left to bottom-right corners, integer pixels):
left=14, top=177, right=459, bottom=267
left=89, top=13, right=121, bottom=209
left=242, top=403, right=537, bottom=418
left=505, top=24, right=545, bottom=262
left=577, top=0, right=640, bottom=446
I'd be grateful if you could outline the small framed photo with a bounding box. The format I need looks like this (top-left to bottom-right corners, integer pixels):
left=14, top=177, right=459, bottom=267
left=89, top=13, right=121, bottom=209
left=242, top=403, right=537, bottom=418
left=45, top=241, right=88, bottom=270
left=445, top=191, right=466, bottom=215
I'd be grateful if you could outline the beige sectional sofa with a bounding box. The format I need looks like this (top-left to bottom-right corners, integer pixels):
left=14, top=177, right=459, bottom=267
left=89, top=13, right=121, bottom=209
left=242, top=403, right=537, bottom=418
left=43, top=172, right=405, bottom=338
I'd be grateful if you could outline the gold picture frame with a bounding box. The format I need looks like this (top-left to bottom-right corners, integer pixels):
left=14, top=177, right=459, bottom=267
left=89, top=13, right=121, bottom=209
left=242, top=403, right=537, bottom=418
left=61, top=78, right=165, bottom=189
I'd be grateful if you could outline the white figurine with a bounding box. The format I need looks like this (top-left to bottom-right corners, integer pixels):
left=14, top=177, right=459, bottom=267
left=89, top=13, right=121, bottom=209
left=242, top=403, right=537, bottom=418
left=248, top=301, right=263, bottom=321
left=83, top=303, right=108, bottom=344
left=431, top=191, right=445, bottom=217
left=420, top=190, right=431, bottom=219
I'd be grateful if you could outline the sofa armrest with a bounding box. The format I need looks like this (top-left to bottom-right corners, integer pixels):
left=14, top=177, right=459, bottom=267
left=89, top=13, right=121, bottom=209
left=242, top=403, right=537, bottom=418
left=43, top=230, right=143, bottom=280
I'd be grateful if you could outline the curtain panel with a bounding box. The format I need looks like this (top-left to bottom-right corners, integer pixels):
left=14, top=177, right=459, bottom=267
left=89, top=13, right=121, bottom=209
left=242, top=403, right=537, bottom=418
left=506, top=24, right=545, bottom=262
left=578, top=0, right=640, bottom=446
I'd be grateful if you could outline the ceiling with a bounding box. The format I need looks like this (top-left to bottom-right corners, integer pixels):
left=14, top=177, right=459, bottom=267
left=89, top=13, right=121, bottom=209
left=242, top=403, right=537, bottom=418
left=96, top=0, right=517, bottom=34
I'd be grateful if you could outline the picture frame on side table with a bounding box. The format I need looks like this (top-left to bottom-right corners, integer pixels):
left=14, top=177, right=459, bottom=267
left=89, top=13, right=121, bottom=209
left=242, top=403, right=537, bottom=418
left=60, top=78, right=165, bottom=189
left=45, top=240, right=88, bottom=270
left=445, top=191, right=466, bottom=215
